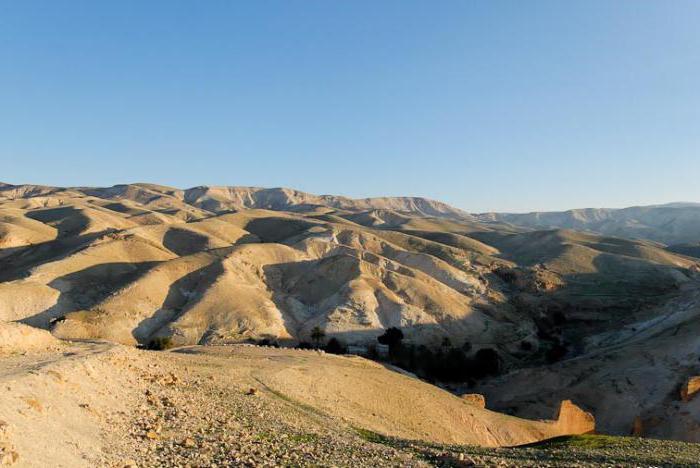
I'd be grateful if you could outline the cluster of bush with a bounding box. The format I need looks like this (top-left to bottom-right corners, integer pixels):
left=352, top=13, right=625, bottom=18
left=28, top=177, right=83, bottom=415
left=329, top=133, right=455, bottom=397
left=376, top=328, right=502, bottom=383
left=294, top=326, right=502, bottom=383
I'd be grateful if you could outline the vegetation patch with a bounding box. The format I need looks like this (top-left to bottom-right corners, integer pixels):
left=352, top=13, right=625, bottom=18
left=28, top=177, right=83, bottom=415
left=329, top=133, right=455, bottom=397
left=521, top=434, right=626, bottom=450
left=147, top=336, right=174, bottom=351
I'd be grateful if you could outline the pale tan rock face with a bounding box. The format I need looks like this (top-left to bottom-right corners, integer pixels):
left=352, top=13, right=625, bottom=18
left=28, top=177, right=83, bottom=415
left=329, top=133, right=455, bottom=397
left=461, top=393, right=487, bottom=408
left=1, top=182, right=693, bottom=352
left=0, top=321, right=60, bottom=354
left=554, top=400, right=595, bottom=435
left=680, top=376, right=700, bottom=402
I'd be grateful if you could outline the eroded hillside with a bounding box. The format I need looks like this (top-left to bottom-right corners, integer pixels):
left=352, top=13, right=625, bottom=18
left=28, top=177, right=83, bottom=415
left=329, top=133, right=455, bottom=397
left=1, top=183, right=695, bottom=356
left=3, top=183, right=700, bottom=447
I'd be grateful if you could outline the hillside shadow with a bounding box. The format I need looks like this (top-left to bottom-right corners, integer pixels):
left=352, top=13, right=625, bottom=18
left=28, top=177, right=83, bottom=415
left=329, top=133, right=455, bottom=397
left=19, top=261, right=160, bottom=328
left=163, top=227, right=210, bottom=256
left=24, top=206, right=90, bottom=238
left=0, top=232, right=107, bottom=282
left=132, top=260, right=224, bottom=344
left=244, top=217, right=318, bottom=243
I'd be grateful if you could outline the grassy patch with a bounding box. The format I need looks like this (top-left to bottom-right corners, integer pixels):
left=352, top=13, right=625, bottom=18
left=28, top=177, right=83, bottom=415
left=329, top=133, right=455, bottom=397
left=521, top=434, right=626, bottom=450
left=354, top=427, right=392, bottom=445
left=289, top=433, right=319, bottom=444
left=252, top=378, right=328, bottom=420
left=255, top=431, right=275, bottom=442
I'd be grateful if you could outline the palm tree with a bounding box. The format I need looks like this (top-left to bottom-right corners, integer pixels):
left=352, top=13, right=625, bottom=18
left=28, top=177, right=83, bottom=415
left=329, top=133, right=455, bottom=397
left=310, top=326, right=325, bottom=349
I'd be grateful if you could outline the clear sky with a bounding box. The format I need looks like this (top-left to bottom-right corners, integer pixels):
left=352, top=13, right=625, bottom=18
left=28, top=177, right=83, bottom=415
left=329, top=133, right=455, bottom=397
left=1, top=1, right=699, bottom=212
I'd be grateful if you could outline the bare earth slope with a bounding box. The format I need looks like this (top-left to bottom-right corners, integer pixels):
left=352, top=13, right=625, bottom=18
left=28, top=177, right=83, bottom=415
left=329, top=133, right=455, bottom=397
left=479, top=203, right=700, bottom=245
left=1, top=183, right=694, bottom=353
left=0, top=342, right=598, bottom=467
left=3, top=182, right=700, bottom=448
left=474, top=278, right=700, bottom=442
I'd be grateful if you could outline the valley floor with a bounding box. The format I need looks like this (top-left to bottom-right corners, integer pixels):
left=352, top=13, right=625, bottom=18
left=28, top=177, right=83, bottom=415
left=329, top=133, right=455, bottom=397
left=1, top=343, right=700, bottom=467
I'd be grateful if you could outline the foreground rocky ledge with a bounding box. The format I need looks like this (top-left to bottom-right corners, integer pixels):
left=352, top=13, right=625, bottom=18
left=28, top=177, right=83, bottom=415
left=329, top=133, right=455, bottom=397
left=0, top=341, right=695, bottom=467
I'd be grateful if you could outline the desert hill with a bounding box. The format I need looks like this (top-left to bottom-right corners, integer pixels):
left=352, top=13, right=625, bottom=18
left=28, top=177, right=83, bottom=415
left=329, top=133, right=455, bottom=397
left=474, top=277, right=700, bottom=442
left=0, top=182, right=471, bottom=220
left=3, top=182, right=700, bottom=451
left=0, top=183, right=695, bottom=356
left=0, top=339, right=601, bottom=467
left=479, top=203, right=700, bottom=246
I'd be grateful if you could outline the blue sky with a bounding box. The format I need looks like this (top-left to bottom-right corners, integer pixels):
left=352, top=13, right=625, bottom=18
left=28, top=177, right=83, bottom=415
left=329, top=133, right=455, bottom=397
left=1, top=1, right=699, bottom=212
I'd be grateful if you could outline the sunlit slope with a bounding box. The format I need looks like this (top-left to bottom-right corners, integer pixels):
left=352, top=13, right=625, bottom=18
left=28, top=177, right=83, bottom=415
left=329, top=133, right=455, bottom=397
left=480, top=203, right=700, bottom=245
left=0, top=183, right=696, bottom=353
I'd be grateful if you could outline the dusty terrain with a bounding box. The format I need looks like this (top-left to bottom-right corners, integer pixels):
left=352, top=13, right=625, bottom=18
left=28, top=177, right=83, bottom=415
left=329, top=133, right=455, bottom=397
left=3, top=339, right=700, bottom=467
left=3, top=182, right=700, bottom=464
left=479, top=202, right=700, bottom=246
left=0, top=341, right=602, bottom=467
left=1, top=183, right=694, bottom=354
left=474, top=277, right=700, bottom=441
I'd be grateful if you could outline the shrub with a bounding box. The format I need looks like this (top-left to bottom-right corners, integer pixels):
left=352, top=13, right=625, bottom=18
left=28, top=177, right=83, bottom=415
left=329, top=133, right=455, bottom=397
left=377, top=327, right=404, bottom=349
left=310, top=326, right=326, bottom=348
left=296, top=341, right=314, bottom=350
left=546, top=342, right=568, bottom=363
left=552, top=311, right=566, bottom=326
left=324, top=337, right=346, bottom=355
left=366, top=344, right=379, bottom=360
left=473, top=348, right=501, bottom=377
left=147, top=336, right=174, bottom=351
left=257, top=338, right=280, bottom=347
left=495, top=267, right=518, bottom=283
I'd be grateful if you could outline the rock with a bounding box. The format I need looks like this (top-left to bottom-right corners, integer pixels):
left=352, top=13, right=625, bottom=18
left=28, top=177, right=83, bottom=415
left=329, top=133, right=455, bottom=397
left=632, top=416, right=644, bottom=436
left=0, top=450, right=19, bottom=466
left=555, top=400, right=595, bottom=435
left=21, top=397, right=43, bottom=413
left=680, top=376, right=700, bottom=402
left=460, top=393, right=486, bottom=408
left=245, top=388, right=257, bottom=396
left=182, top=437, right=197, bottom=448
left=158, top=372, right=180, bottom=386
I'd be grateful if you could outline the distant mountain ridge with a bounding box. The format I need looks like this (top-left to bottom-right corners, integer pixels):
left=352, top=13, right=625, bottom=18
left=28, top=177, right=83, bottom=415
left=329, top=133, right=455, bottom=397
left=478, top=203, right=700, bottom=246
left=2, top=182, right=699, bottom=247
left=0, top=182, right=472, bottom=220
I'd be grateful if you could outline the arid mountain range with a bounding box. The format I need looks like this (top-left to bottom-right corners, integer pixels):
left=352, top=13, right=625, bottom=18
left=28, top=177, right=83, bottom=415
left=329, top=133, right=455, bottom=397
left=2, top=182, right=700, bottom=458
left=478, top=202, right=700, bottom=246
left=2, top=182, right=695, bottom=349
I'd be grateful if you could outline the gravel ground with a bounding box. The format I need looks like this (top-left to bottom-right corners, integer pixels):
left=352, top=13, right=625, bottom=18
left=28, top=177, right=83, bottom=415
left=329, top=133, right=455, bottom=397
left=104, top=353, right=425, bottom=467
left=98, top=349, right=700, bottom=468
left=366, top=433, right=700, bottom=467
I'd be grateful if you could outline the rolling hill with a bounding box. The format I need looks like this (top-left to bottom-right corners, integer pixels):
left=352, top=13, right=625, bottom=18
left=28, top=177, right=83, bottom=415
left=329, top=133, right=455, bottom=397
left=478, top=203, right=700, bottom=246
left=3, top=182, right=700, bottom=448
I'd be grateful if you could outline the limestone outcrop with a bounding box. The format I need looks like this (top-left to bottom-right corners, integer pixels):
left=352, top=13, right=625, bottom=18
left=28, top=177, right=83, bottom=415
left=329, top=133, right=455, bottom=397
left=680, top=376, right=700, bottom=402
left=460, top=393, right=486, bottom=408
left=554, top=400, right=595, bottom=435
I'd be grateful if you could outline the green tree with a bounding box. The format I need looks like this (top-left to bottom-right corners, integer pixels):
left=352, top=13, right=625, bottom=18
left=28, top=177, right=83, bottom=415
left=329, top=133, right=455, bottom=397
left=377, top=327, right=403, bottom=348
left=310, top=326, right=325, bottom=349
left=324, top=337, right=346, bottom=354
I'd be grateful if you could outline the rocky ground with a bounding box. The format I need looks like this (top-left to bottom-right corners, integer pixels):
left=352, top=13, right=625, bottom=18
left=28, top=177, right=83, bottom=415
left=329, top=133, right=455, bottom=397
left=105, top=351, right=423, bottom=467
left=2, top=342, right=700, bottom=467
left=106, top=359, right=700, bottom=468
left=101, top=349, right=700, bottom=468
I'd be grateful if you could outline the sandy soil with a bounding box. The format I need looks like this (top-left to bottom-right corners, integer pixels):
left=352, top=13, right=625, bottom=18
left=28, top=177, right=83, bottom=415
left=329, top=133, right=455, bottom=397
left=0, top=342, right=597, bottom=467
